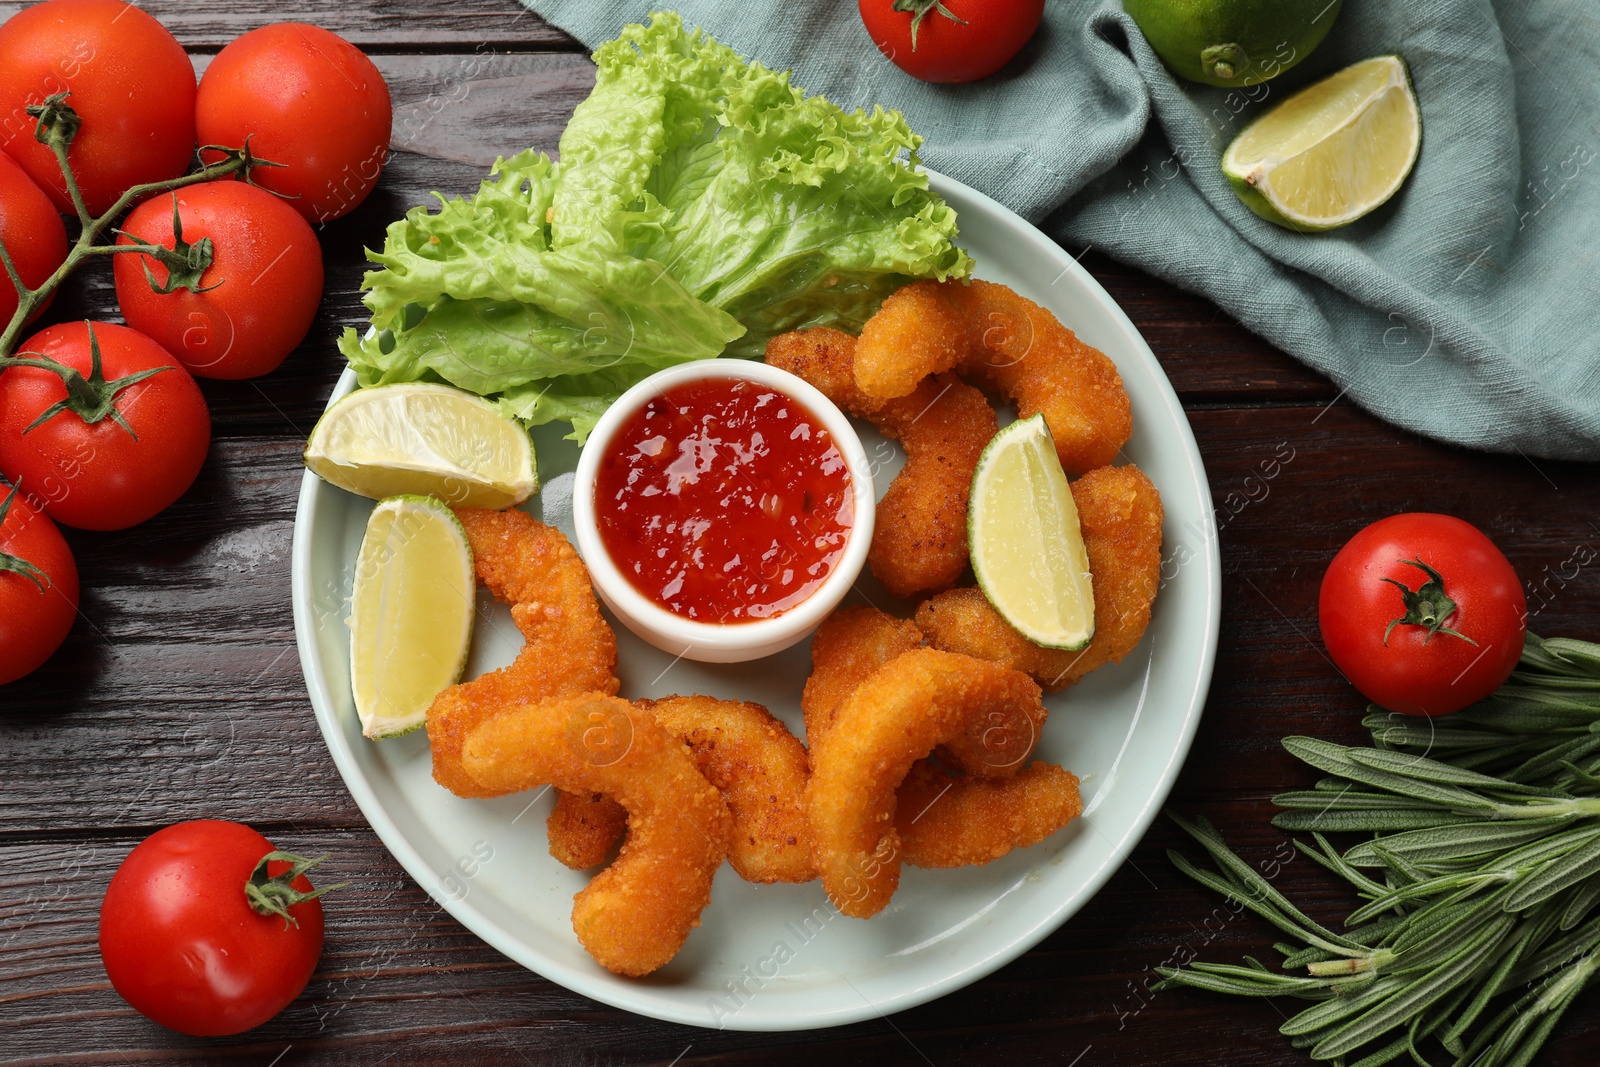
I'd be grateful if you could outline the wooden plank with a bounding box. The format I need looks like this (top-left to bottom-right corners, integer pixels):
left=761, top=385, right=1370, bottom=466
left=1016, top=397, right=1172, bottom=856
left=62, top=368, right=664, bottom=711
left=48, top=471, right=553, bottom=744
left=0, top=438, right=354, bottom=831
left=384, top=53, right=597, bottom=168
left=0, top=0, right=580, bottom=51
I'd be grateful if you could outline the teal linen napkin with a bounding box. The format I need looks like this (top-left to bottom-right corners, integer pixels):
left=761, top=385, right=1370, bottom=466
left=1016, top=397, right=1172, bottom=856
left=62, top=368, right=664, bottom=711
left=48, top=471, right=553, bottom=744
left=517, top=0, right=1600, bottom=459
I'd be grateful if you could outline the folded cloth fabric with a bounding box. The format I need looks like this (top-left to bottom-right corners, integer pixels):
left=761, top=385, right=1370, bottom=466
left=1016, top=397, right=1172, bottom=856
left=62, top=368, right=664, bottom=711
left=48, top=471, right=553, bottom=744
left=520, top=0, right=1600, bottom=459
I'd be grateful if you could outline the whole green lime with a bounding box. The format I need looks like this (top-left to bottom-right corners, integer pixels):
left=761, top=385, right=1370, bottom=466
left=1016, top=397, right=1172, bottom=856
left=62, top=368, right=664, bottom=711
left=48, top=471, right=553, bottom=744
left=1123, top=0, right=1344, bottom=87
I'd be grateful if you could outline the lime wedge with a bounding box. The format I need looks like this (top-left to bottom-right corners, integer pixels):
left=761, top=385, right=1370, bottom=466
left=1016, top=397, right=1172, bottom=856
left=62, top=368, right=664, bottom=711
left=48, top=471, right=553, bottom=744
left=348, top=495, right=476, bottom=739
left=1222, top=55, right=1421, bottom=231
left=968, top=415, right=1095, bottom=650
left=305, top=383, right=537, bottom=508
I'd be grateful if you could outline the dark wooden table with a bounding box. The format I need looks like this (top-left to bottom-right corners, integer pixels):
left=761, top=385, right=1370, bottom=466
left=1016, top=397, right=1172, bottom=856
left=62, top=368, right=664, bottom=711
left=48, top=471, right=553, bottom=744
left=4, top=2, right=1598, bottom=1063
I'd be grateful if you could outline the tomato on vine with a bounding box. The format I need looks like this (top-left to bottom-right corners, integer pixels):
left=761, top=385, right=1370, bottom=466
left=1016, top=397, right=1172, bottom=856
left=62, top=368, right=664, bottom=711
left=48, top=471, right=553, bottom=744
left=114, top=182, right=325, bottom=380
left=0, top=478, right=77, bottom=685
left=100, top=820, right=342, bottom=1036
left=1319, top=513, right=1526, bottom=717
left=0, top=322, right=210, bottom=530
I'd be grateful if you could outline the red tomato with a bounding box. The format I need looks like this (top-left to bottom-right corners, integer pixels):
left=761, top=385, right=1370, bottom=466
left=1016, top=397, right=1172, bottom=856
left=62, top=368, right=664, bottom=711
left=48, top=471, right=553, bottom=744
left=1319, top=513, right=1526, bottom=717
left=0, top=321, right=210, bottom=530
left=0, top=148, right=68, bottom=325
left=100, top=820, right=328, bottom=1036
left=0, top=479, right=77, bottom=685
left=0, top=0, right=196, bottom=217
left=113, top=182, right=324, bottom=380
left=859, top=0, right=1045, bottom=83
left=196, top=24, right=391, bottom=223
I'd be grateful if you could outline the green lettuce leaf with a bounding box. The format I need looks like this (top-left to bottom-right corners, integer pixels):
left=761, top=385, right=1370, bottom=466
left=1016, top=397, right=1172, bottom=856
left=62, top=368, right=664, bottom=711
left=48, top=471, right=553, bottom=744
left=341, top=11, right=972, bottom=440
left=493, top=374, right=636, bottom=444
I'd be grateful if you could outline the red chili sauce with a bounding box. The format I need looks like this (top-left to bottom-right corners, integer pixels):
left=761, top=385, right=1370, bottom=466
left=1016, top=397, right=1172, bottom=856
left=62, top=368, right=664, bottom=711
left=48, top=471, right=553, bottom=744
left=594, top=377, right=855, bottom=623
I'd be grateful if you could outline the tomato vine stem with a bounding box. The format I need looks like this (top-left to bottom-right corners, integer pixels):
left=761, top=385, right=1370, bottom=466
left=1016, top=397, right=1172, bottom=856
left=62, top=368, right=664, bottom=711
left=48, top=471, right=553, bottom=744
left=0, top=92, right=282, bottom=361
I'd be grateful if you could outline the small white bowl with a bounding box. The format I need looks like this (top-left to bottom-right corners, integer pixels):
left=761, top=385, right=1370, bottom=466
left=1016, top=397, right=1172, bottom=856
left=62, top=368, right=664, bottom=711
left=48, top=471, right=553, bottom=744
left=572, top=359, right=875, bottom=663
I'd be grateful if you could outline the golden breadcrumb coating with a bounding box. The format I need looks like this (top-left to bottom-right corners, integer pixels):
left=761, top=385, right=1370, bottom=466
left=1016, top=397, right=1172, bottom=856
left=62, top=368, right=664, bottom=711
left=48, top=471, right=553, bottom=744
left=848, top=278, right=1132, bottom=475
left=896, top=760, right=1081, bottom=869
left=946, top=279, right=1131, bottom=476
left=547, top=791, right=628, bottom=870
left=548, top=696, right=816, bottom=885
left=854, top=279, right=967, bottom=399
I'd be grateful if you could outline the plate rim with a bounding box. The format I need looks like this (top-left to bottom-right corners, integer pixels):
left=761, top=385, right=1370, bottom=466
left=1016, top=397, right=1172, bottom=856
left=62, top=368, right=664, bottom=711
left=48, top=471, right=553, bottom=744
left=290, top=167, right=1222, bottom=1032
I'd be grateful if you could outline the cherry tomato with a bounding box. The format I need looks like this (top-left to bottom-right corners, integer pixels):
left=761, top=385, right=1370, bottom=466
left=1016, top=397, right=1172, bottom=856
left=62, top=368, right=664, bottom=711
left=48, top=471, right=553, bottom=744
left=100, top=820, right=330, bottom=1036
left=1319, top=513, right=1526, bottom=717
left=196, top=24, right=391, bottom=223
left=0, top=148, right=68, bottom=325
left=113, top=182, right=324, bottom=380
left=859, top=0, right=1045, bottom=83
left=0, top=0, right=196, bottom=217
left=0, top=478, right=77, bottom=685
left=0, top=321, right=210, bottom=530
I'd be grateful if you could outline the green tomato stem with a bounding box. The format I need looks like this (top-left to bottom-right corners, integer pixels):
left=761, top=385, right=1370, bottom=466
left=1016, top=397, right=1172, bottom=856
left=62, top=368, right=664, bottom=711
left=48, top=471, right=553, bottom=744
left=245, top=850, right=348, bottom=929
left=1380, top=556, right=1478, bottom=646
left=0, top=323, right=170, bottom=438
left=890, top=0, right=967, bottom=51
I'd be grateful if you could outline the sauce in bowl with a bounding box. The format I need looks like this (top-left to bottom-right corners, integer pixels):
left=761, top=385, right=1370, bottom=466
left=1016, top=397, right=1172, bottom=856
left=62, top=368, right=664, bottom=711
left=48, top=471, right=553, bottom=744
left=593, top=377, right=855, bottom=623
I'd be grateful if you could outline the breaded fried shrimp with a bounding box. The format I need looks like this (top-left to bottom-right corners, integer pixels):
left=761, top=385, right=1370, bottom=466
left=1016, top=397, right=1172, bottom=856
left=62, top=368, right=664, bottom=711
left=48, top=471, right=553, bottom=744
left=802, top=604, right=1042, bottom=775
left=548, top=697, right=816, bottom=884
left=765, top=326, right=874, bottom=413
left=845, top=279, right=1132, bottom=475
left=803, top=606, right=1077, bottom=870
left=870, top=374, right=996, bottom=596
left=800, top=604, right=924, bottom=747
left=806, top=648, right=1046, bottom=918
left=916, top=464, right=1164, bottom=689
left=896, top=760, right=1082, bottom=868
left=946, top=279, right=1131, bottom=476
left=461, top=694, right=732, bottom=977
left=425, top=508, right=619, bottom=798
left=854, top=279, right=967, bottom=399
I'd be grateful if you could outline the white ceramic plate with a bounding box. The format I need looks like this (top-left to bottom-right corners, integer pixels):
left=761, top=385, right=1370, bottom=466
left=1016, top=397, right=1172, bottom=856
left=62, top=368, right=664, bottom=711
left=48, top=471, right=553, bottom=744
left=291, top=171, right=1221, bottom=1031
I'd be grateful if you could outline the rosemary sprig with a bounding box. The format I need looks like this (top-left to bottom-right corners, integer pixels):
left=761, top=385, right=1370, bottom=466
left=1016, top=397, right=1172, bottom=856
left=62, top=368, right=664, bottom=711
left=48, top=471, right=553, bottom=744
left=1155, top=635, right=1600, bottom=1065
